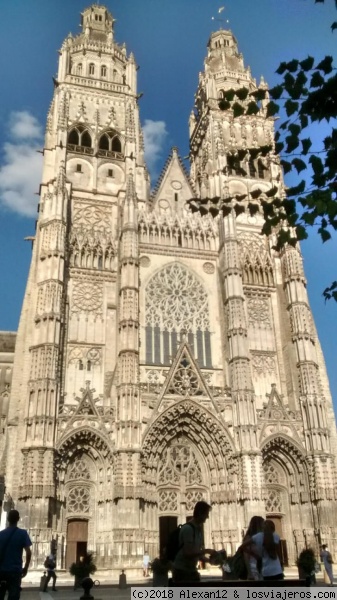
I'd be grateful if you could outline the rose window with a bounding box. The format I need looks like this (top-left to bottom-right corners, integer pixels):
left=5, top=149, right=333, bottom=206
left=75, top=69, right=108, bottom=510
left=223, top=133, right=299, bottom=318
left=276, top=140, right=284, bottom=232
left=68, top=487, right=90, bottom=514
left=145, top=263, right=212, bottom=367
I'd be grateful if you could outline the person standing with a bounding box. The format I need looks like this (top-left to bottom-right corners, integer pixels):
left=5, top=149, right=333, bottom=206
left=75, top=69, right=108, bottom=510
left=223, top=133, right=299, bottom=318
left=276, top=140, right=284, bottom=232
left=0, top=509, right=32, bottom=600
left=142, top=551, right=150, bottom=577
left=243, top=516, right=265, bottom=580
left=241, top=519, right=283, bottom=581
left=172, top=501, right=216, bottom=583
left=320, top=544, right=334, bottom=586
left=43, top=553, right=57, bottom=592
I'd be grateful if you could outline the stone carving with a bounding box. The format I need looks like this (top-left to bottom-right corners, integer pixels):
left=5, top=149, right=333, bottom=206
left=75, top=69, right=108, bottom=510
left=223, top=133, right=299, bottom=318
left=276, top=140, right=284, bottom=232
left=251, top=354, right=275, bottom=375
left=185, top=489, right=205, bottom=512
left=158, top=489, right=178, bottom=512
left=66, top=455, right=91, bottom=481
left=168, top=356, right=204, bottom=396
left=203, top=262, right=215, bottom=274
left=140, top=256, right=151, bottom=268
left=265, top=489, right=282, bottom=513
left=72, top=282, right=103, bottom=313
left=68, top=346, right=102, bottom=365
left=72, top=204, right=111, bottom=229
left=247, top=297, right=271, bottom=327
left=68, top=486, right=90, bottom=513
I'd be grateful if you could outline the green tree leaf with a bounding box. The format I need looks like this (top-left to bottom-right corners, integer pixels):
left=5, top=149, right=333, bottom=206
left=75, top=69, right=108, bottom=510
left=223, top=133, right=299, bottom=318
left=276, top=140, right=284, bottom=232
left=269, top=85, right=283, bottom=99
left=232, top=102, right=245, bottom=117
left=266, top=101, right=279, bottom=117
left=292, top=158, right=307, bottom=174
left=285, top=100, right=299, bottom=116
left=301, top=138, right=312, bottom=155
left=316, top=56, right=334, bottom=74
left=299, top=56, right=315, bottom=71
left=310, top=71, right=325, bottom=87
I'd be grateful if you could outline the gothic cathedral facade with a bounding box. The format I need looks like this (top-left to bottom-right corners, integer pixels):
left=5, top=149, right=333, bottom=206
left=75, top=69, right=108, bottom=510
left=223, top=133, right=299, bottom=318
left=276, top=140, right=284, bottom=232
left=2, top=4, right=337, bottom=571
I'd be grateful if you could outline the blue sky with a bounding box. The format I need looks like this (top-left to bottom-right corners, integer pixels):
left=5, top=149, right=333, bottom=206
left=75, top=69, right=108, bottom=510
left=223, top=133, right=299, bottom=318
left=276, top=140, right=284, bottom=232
left=0, top=0, right=336, bottom=409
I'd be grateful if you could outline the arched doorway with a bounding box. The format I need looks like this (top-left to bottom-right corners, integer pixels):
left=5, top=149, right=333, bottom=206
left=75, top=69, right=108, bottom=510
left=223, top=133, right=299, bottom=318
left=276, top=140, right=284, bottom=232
left=157, top=440, right=209, bottom=555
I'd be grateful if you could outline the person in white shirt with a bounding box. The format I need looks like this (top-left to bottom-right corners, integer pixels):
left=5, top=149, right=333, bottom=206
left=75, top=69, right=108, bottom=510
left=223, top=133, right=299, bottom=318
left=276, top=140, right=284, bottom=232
left=241, top=519, right=283, bottom=580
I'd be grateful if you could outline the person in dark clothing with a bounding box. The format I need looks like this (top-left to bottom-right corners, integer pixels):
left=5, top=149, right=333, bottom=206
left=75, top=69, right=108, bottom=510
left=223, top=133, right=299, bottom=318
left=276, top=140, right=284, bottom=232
left=43, top=553, right=58, bottom=592
left=0, top=509, right=32, bottom=600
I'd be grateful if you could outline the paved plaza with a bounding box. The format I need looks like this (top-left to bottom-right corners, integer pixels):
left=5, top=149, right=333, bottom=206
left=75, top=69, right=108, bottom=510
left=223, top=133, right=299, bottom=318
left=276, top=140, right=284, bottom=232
left=15, top=568, right=334, bottom=600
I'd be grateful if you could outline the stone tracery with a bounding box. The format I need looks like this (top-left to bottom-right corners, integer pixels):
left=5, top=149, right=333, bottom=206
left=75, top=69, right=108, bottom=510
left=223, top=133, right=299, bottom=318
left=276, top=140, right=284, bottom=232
left=145, top=263, right=212, bottom=367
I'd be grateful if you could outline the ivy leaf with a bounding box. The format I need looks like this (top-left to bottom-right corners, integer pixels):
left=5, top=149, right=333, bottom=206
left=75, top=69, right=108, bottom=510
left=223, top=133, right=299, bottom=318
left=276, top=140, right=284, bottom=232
left=276, top=62, right=288, bottom=75
left=284, top=72, right=296, bottom=91
left=269, top=85, right=283, bottom=100
left=250, top=188, right=262, bottom=199
left=296, top=225, right=308, bottom=241
left=265, top=186, right=278, bottom=197
left=289, top=124, right=301, bottom=136
left=279, top=119, right=290, bottom=131
left=246, top=101, right=259, bottom=115
left=250, top=89, right=267, bottom=101
left=266, top=101, right=279, bottom=117
left=219, top=100, right=231, bottom=111
left=300, top=114, right=309, bottom=129
left=301, top=138, right=312, bottom=155
left=292, top=158, right=307, bottom=174
left=316, top=56, right=334, bottom=74
left=232, top=102, right=245, bottom=117
left=224, top=89, right=236, bottom=101
left=319, top=228, right=332, bottom=243
left=299, top=56, right=315, bottom=71
left=331, top=22, right=337, bottom=32
left=281, top=159, right=292, bottom=174
left=309, top=155, right=324, bottom=175
left=275, top=142, right=284, bottom=154
left=285, top=99, right=298, bottom=116
left=235, top=88, right=249, bottom=100
left=285, top=134, right=300, bottom=153
left=287, top=180, right=306, bottom=196
left=286, top=59, right=299, bottom=72
left=310, top=71, right=325, bottom=87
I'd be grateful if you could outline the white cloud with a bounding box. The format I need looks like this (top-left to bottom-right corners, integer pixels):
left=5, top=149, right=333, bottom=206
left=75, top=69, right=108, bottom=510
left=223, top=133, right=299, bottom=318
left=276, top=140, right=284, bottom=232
left=143, top=119, right=168, bottom=177
left=0, top=111, right=43, bottom=217
left=9, top=111, right=43, bottom=140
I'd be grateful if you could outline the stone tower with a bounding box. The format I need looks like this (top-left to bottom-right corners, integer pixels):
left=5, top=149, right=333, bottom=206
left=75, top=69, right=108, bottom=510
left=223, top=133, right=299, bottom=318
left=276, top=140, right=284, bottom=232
left=2, top=7, right=337, bottom=573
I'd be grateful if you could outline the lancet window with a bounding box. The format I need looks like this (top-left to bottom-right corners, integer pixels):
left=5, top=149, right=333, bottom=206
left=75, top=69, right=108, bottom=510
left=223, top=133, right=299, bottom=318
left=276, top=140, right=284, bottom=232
left=98, top=130, right=123, bottom=157
left=67, top=126, right=93, bottom=155
left=145, top=263, right=212, bottom=367
left=138, top=211, right=217, bottom=251
left=238, top=232, right=274, bottom=287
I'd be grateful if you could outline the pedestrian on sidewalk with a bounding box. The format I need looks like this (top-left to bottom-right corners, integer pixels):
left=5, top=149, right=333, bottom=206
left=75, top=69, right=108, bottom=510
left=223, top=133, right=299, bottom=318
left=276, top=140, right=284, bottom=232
left=43, top=553, right=58, bottom=592
left=0, top=509, right=32, bottom=600
left=320, top=545, right=334, bottom=586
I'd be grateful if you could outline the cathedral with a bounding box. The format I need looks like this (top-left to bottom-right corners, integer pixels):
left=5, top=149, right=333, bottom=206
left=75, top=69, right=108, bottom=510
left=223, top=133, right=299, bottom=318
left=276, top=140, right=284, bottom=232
left=0, top=3, right=337, bottom=573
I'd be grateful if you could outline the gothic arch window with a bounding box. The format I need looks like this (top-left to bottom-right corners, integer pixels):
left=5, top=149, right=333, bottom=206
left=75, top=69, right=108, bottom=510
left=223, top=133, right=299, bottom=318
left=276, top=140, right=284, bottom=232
left=89, top=63, right=95, bottom=76
left=101, top=65, right=107, bottom=78
left=145, top=263, right=212, bottom=367
left=77, top=63, right=83, bottom=76
left=98, top=130, right=123, bottom=157
left=67, top=126, right=92, bottom=150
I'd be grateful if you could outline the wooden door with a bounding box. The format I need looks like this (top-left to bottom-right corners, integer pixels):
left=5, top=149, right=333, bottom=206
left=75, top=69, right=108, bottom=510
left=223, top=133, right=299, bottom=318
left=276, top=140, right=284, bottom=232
left=159, top=516, right=177, bottom=559
left=66, top=520, right=88, bottom=569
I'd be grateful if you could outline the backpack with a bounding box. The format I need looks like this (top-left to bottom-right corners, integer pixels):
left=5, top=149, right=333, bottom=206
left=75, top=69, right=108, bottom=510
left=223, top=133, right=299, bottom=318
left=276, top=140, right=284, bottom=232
left=165, top=522, right=195, bottom=562
left=227, top=549, right=248, bottom=580
left=44, top=557, right=55, bottom=569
